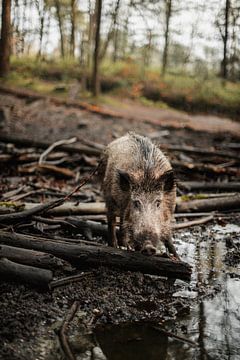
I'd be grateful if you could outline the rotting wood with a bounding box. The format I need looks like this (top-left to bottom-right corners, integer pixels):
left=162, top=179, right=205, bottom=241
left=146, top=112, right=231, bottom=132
left=0, top=231, right=192, bottom=281
left=0, top=257, right=53, bottom=288
left=59, top=300, right=79, bottom=360
left=0, top=244, right=73, bottom=271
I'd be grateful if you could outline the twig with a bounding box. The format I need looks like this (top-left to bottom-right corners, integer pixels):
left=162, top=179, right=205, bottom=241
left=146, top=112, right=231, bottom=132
left=152, top=325, right=198, bottom=347
left=33, top=216, right=78, bottom=228
left=39, top=137, right=77, bottom=165
left=0, top=161, right=102, bottom=224
left=59, top=301, right=79, bottom=360
left=173, top=215, right=214, bottom=230
left=50, top=272, right=93, bottom=289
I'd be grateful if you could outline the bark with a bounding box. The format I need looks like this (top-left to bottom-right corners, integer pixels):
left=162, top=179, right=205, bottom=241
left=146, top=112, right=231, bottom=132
left=0, top=244, right=73, bottom=271
left=92, top=0, right=102, bottom=96
left=162, top=0, right=172, bottom=76
left=0, top=257, right=52, bottom=288
left=0, top=231, right=192, bottom=281
left=0, top=0, right=12, bottom=77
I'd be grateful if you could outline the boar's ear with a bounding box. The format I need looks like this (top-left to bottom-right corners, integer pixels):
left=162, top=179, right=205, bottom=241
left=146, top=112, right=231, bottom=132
left=162, top=170, right=175, bottom=192
left=118, top=169, right=131, bottom=191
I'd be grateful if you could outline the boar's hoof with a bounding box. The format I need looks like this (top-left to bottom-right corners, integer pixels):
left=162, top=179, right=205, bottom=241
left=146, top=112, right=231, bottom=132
left=141, top=245, right=157, bottom=256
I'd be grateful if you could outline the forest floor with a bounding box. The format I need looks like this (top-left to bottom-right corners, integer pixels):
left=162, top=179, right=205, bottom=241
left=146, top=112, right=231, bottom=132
left=0, top=87, right=240, bottom=360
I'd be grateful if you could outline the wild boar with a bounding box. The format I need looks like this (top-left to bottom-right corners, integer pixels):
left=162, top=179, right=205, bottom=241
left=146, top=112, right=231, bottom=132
left=101, top=132, right=178, bottom=257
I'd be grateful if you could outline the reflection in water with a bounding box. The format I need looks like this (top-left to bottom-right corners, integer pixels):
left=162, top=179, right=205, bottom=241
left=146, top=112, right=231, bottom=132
left=95, top=322, right=168, bottom=360
left=175, top=223, right=240, bottom=360
left=95, top=224, right=240, bottom=360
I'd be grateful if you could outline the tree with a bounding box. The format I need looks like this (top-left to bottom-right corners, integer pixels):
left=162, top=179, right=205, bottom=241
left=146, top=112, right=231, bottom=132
left=0, top=0, right=12, bottom=77
left=92, top=0, right=102, bottom=96
left=222, top=0, right=230, bottom=78
left=35, top=0, right=48, bottom=58
left=70, top=0, right=76, bottom=57
left=54, top=0, right=65, bottom=57
left=162, top=0, right=172, bottom=76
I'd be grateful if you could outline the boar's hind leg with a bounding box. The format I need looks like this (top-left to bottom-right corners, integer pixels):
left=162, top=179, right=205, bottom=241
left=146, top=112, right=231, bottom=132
left=107, top=211, right=118, bottom=248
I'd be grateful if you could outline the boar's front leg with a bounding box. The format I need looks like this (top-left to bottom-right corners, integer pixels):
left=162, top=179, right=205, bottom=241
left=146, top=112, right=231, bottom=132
left=165, top=237, right=180, bottom=260
left=107, top=209, right=118, bottom=248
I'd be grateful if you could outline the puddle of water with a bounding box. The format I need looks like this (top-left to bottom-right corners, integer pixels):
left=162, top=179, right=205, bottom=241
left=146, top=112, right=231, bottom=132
left=95, top=322, right=168, bottom=360
left=95, top=223, right=240, bottom=360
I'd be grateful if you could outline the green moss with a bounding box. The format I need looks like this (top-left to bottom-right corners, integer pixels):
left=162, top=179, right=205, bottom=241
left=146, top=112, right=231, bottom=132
left=0, top=202, right=25, bottom=211
left=181, top=194, right=209, bottom=202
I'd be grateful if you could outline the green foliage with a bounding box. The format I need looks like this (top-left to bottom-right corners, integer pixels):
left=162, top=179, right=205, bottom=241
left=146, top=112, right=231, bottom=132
left=3, top=57, right=240, bottom=120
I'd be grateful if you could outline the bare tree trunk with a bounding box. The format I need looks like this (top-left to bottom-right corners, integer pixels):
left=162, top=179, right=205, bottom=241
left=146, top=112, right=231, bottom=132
left=92, top=0, right=102, bottom=97
left=36, top=0, right=47, bottom=59
left=54, top=0, right=65, bottom=58
left=70, top=0, right=76, bottom=57
left=221, top=0, right=230, bottom=79
left=0, top=0, right=12, bottom=77
left=112, top=26, right=119, bottom=62
left=162, top=0, right=172, bottom=76
left=100, top=0, right=120, bottom=61
left=87, top=0, right=93, bottom=68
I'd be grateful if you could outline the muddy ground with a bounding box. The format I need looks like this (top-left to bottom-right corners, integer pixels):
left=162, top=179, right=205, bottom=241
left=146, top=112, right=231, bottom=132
left=0, top=91, right=240, bottom=360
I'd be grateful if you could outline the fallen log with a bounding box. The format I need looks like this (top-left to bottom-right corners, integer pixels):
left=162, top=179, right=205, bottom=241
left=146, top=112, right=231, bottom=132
left=0, top=244, right=73, bottom=271
left=161, top=144, right=240, bottom=161
left=0, top=84, right=118, bottom=120
left=0, top=257, right=52, bottom=288
left=0, top=231, right=192, bottom=281
left=172, top=160, right=240, bottom=176
left=66, top=215, right=214, bottom=239
left=177, top=194, right=240, bottom=212
left=0, top=202, right=106, bottom=220
left=1, top=194, right=239, bottom=220
left=179, top=181, right=240, bottom=192
left=0, top=198, right=68, bottom=223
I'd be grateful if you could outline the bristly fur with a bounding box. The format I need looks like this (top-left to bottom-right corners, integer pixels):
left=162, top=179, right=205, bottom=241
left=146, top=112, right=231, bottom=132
left=101, top=132, right=178, bottom=256
left=126, top=132, right=174, bottom=193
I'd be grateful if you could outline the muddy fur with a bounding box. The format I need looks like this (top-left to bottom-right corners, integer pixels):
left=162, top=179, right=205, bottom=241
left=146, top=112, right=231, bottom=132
left=101, top=132, right=178, bottom=256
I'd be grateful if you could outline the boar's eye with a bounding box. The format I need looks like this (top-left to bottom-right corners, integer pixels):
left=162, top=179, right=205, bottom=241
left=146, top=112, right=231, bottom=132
left=132, top=200, right=141, bottom=209
left=155, top=199, right=161, bottom=208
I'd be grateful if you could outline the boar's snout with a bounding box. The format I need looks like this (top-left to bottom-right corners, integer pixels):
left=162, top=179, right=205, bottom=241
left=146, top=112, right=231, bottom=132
left=141, top=244, right=157, bottom=256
